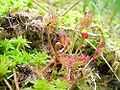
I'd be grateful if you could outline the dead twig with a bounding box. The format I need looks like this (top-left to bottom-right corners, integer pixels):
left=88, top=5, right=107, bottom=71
left=13, top=69, right=19, bottom=90
left=100, top=54, right=120, bottom=82
left=61, top=0, right=81, bottom=16
left=3, top=78, right=12, bottom=90
left=85, top=39, right=120, bottom=82
left=32, top=0, right=50, bottom=13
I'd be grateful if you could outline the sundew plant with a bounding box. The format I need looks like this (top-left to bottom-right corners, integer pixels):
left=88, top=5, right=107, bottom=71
left=0, top=0, right=120, bottom=90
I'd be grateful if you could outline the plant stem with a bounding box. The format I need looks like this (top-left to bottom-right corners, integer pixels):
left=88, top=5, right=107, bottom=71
left=43, top=60, right=55, bottom=71
left=62, top=34, right=77, bottom=55
left=13, top=69, right=19, bottom=90
left=101, top=54, right=120, bottom=82
left=32, top=0, right=50, bottom=13
left=3, top=78, right=12, bottom=90
left=47, top=28, right=57, bottom=58
left=82, top=57, right=93, bottom=73
left=74, top=39, right=83, bottom=57
left=61, top=0, right=81, bottom=16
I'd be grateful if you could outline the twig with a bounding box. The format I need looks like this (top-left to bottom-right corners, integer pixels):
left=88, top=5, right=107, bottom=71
left=43, top=60, right=55, bottom=71
left=110, top=48, right=120, bottom=53
left=7, top=74, right=13, bottom=79
left=3, top=78, right=12, bottom=90
left=62, top=26, right=102, bottom=37
left=32, top=0, right=50, bottom=13
left=82, top=58, right=93, bottom=73
left=13, top=69, right=19, bottom=90
left=68, top=80, right=77, bottom=90
left=6, top=16, right=13, bottom=28
left=101, top=54, right=120, bottom=82
left=61, top=0, right=81, bottom=16
left=70, top=29, right=120, bottom=81
left=89, top=69, right=96, bottom=90
left=85, top=39, right=120, bottom=82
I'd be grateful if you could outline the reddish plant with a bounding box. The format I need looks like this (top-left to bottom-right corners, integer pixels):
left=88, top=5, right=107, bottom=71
left=75, top=55, right=90, bottom=64
left=81, top=45, right=85, bottom=49
left=59, top=32, right=71, bottom=50
left=55, top=42, right=62, bottom=50
left=79, top=12, right=94, bottom=30
left=81, top=31, right=89, bottom=40
left=59, top=55, right=72, bottom=68
left=93, top=44, right=104, bottom=59
left=59, top=55, right=90, bottom=69
left=46, top=14, right=58, bottom=57
left=49, top=14, right=56, bottom=34
left=42, top=11, right=105, bottom=85
left=74, top=32, right=88, bottom=56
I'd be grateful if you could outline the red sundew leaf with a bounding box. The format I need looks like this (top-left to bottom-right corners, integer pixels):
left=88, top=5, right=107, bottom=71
left=50, top=16, right=56, bottom=27
left=59, top=55, right=74, bottom=68
left=79, top=12, right=94, bottom=30
left=44, top=14, right=56, bottom=34
left=49, top=14, right=56, bottom=34
left=93, top=44, right=104, bottom=59
left=66, top=58, right=74, bottom=68
left=81, top=31, right=89, bottom=40
left=59, top=55, right=69, bottom=63
left=55, top=42, right=62, bottom=49
left=44, top=13, right=55, bottom=25
left=59, top=32, right=71, bottom=49
left=75, top=55, right=90, bottom=64
left=59, top=32, right=67, bottom=43
left=50, top=27, right=54, bottom=34
left=59, top=55, right=90, bottom=68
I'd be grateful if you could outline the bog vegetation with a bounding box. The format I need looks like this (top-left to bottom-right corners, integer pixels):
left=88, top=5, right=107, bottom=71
left=0, top=0, right=120, bottom=90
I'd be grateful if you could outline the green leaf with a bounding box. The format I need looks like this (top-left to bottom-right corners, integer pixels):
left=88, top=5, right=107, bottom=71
left=111, top=0, right=120, bottom=22
left=9, top=36, right=30, bottom=50
left=25, top=0, right=33, bottom=8
left=52, top=79, right=69, bottom=90
left=83, top=0, right=90, bottom=12
left=6, top=49, right=23, bottom=64
left=22, top=52, right=32, bottom=63
left=32, top=52, right=48, bottom=65
left=73, top=61, right=83, bottom=68
left=0, top=55, right=12, bottom=78
left=33, top=79, right=51, bottom=90
left=0, top=39, right=13, bottom=54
